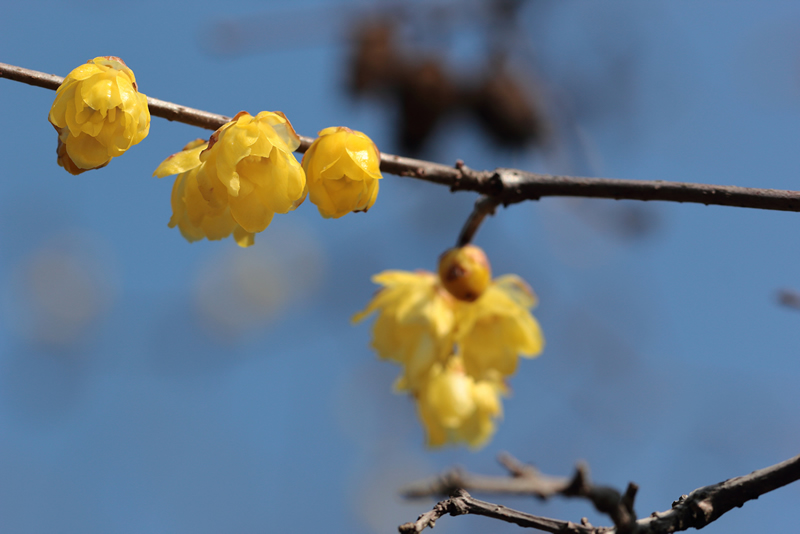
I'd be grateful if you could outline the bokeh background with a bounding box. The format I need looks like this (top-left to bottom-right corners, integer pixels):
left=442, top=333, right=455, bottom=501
left=2, top=1, right=800, bottom=533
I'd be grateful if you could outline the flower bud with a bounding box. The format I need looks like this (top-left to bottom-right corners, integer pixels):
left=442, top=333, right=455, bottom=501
left=48, top=57, right=150, bottom=174
left=438, top=245, right=491, bottom=302
left=302, top=126, right=382, bottom=218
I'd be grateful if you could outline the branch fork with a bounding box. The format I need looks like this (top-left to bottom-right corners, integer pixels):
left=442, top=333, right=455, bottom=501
left=400, top=452, right=800, bottom=534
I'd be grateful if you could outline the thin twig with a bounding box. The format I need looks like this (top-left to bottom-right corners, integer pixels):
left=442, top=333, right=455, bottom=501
left=402, top=454, right=570, bottom=499
left=5, top=61, right=800, bottom=213
left=400, top=453, right=800, bottom=534
left=398, top=489, right=602, bottom=534
left=456, top=191, right=501, bottom=247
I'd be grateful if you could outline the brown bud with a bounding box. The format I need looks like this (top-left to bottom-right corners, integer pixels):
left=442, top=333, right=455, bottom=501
left=438, top=245, right=492, bottom=302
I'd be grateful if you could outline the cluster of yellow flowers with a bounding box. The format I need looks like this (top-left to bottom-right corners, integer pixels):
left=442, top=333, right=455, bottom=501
left=154, top=118, right=382, bottom=246
left=354, top=245, right=544, bottom=449
left=49, top=57, right=383, bottom=246
left=45, top=57, right=545, bottom=451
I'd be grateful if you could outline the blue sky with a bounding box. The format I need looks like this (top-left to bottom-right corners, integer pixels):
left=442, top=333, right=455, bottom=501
left=2, top=1, right=800, bottom=533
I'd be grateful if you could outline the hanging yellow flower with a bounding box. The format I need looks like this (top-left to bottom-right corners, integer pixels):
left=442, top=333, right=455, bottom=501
left=302, top=127, right=382, bottom=218
left=417, top=356, right=504, bottom=449
left=354, top=245, right=544, bottom=449
left=153, top=139, right=254, bottom=247
left=48, top=56, right=150, bottom=174
left=352, top=270, right=456, bottom=391
left=455, top=274, right=544, bottom=379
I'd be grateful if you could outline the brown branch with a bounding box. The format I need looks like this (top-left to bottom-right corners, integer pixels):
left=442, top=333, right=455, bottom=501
left=456, top=191, right=501, bottom=246
left=403, top=453, right=637, bottom=532
left=398, top=489, right=603, bottom=534
left=5, top=61, right=800, bottom=213
left=400, top=453, right=800, bottom=534
left=639, top=452, right=800, bottom=532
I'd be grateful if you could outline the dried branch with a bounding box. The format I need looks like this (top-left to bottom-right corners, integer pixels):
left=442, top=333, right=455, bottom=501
left=639, top=452, right=800, bottom=532
left=456, top=191, right=501, bottom=246
left=398, top=489, right=601, bottom=534
left=400, top=452, right=800, bottom=534
left=403, top=452, right=572, bottom=499
left=403, top=453, right=637, bottom=532
left=5, top=61, right=800, bottom=214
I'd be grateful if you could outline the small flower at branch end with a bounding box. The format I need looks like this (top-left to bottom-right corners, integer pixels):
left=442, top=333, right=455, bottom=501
left=302, top=127, right=382, bottom=218
left=48, top=57, right=150, bottom=174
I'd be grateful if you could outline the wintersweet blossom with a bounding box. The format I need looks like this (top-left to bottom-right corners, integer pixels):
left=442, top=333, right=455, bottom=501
left=352, top=270, right=455, bottom=391
left=416, top=356, right=504, bottom=449
left=153, top=139, right=254, bottom=247
left=455, top=275, right=544, bottom=379
left=197, top=111, right=307, bottom=236
left=302, top=127, right=381, bottom=218
left=355, top=245, right=544, bottom=449
left=153, top=111, right=306, bottom=247
left=48, top=56, right=150, bottom=174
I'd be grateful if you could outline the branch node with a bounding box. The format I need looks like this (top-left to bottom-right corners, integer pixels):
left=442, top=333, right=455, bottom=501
left=564, top=463, right=590, bottom=496
left=622, top=482, right=639, bottom=511
left=497, top=452, right=537, bottom=478
left=487, top=171, right=505, bottom=196
left=672, top=494, right=689, bottom=508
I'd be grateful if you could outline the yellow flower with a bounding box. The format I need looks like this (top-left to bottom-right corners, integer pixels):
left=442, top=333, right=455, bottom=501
left=354, top=248, right=544, bottom=450
left=455, top=275, right=544, bottom=379
left=153, top=139, right=254, bottom=247
left=417, top=356, right=504, bottom=449
left=302, top=127, right=382, bottom=218
left=49, top=56, right=150, bottom=175
left=197, top=111, right=307, bottom=235
left=352, top=270, right=456, bottom=391
left=153, top=111, right=306, bottom=247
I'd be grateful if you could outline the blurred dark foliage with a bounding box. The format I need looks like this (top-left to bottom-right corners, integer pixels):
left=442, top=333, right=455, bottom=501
left=200, top=0, right=657, bottom=239
left=347, top=17, right=546, bottom=154
left=777, top=289, right=800, bottom=310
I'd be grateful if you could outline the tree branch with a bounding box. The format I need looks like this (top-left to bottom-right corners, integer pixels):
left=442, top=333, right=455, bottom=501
left=456, top=191, right=500, bottom=246
left=403, top=453, right=637, bottom=532
left=399, top=453, right=800, bottom=534
left=639, top=452, right=800, bottom=532
left=398, top=489, right=603, bottom=534
left=5, top=61, right=800, bottom=213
